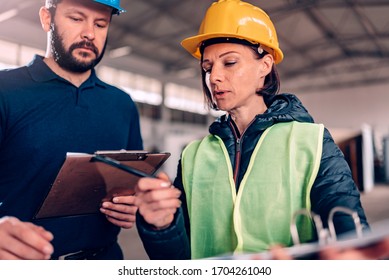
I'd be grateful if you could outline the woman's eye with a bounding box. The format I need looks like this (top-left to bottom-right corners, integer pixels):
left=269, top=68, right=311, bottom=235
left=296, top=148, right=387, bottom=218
left=225, top=61, right=236, bottom=67
left=203, top=67, right=211, bottom=73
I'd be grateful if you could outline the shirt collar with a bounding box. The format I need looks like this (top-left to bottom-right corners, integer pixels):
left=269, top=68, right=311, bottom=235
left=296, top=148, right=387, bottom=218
left=27, top=55, right=107, bottom=89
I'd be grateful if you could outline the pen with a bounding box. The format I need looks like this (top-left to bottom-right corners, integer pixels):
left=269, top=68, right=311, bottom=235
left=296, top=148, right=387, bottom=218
left=91, top=154, right=156, bottom=178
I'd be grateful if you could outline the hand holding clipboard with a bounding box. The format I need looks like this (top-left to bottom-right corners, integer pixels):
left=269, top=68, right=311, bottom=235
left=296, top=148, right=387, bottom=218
left=34, top=150, right=170, bottom=219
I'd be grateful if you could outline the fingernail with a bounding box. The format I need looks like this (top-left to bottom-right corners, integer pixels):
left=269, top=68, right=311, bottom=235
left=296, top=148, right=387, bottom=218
left=43, top=246, right=53, bottom=254
left=113, top=197, right=119, bottom=203
left=160, top=182, right=171, bottom=188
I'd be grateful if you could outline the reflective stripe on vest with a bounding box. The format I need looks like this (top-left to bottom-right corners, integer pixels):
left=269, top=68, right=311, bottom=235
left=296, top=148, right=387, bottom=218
left=181, top=121, right=324, bottom=259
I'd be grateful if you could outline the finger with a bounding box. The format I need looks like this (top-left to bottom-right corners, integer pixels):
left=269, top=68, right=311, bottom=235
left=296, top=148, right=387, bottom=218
left=140, top=197, right=181, bottom=212
left=0, top=233, right=51, bottom=260
left=320, top=239, right=389, bottom=260
left=136, top=188, right=181, bottom=205
left=0, top=249, right=22, bottom=260
left=100, top=206, right=137, bottom=221
left=319, top=247, right=364, bottom=260
left=269, top=244, right=292, bottom=260
left=0, top=221, right=53, bottom=259
left=135, top=177, right=171, bottom=192
left=101, top=201, right=138, bottom=215
left=25, top=222, right=54, bottom=241
left=111, top=195, right=136, bottom=205
left=105, top=216, right=135, bottom=229
left=356, top=239, right=389, bottom=259
left=12, top=226, right=53, bottom=256
left=156, top=172, right=170, bottom=181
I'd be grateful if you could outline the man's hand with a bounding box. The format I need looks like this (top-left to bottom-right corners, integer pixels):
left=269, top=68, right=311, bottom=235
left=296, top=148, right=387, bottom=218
left=100, top=194, right=138, bottom=229
left=0, top=216, right=53, bottom=260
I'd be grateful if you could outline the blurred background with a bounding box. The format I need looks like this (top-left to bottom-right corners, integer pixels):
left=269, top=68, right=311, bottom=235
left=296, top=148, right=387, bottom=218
left=1, top=0, right=389, bottom=259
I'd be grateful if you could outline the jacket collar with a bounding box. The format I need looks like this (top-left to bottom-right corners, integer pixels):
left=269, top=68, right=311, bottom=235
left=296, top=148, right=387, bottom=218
left=209, top=93, right=315, bottom=137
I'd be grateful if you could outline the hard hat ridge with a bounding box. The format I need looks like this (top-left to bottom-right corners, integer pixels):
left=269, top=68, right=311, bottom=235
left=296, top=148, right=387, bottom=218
left=181, top=0, right=284, bottom=64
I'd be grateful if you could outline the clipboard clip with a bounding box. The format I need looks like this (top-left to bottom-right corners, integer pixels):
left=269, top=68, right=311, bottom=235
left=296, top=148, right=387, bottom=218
left=290, top=206, right=364, bottom=246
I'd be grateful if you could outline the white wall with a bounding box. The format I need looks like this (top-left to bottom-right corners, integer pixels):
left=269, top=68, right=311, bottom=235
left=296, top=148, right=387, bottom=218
left=296, top=83, right=389, bottom=152
left=295, top=82, right=389, bottom=187
left=140, top=117, right=208, bottom=179
left=295, top=82, right=389, bottom=131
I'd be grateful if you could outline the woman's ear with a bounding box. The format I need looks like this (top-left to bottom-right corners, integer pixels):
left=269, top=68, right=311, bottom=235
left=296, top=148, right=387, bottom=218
left=260, top=54, right=274, bottom=77
left=39, top=7, right=52, bottom=32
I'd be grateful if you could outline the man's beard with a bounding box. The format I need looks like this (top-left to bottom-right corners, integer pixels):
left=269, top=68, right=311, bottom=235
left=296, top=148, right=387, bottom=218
left=49, top=23, right=106, bottom=73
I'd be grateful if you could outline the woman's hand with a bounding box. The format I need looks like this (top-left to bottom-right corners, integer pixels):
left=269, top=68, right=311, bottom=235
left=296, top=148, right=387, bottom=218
left=0, top=216, right=53, bottom=260
left=134, top=172, right=181, bottom=230
left=319, top=238, right=389, bottom=260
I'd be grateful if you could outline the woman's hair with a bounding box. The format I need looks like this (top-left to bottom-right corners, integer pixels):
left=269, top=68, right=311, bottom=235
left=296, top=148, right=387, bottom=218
left=200, top=38, right=280, bottom=110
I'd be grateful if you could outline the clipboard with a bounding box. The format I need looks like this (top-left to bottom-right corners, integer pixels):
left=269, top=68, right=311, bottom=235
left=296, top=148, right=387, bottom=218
left=209, top=218, right=389, bottom=260
left=208, top=207, right=389, bottom=260
left=33, top=150, right=170, bottom=220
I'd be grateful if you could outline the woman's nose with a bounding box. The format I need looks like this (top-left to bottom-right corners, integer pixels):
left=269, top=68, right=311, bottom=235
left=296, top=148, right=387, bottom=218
left=209, top=66, right=222, bottom=84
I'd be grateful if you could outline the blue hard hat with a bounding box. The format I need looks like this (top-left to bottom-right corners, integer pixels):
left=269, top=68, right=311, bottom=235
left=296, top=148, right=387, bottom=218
left=94, top=0, right=126, bottom=15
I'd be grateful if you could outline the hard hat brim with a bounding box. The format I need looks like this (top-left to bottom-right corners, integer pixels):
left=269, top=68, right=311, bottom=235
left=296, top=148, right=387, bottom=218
left=181, top=33, right=284, bottom=64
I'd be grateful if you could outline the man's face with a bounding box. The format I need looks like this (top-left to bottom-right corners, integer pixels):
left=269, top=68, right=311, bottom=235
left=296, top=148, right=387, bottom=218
left=49, top=0, right=112, bottom=72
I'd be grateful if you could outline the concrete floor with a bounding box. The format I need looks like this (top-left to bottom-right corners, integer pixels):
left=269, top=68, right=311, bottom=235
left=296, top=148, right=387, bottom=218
left=118, top=184, right=389, bottom=260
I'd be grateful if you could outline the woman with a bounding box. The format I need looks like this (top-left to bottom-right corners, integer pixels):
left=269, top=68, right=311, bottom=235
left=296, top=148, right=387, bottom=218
left=134, top=0, right=370, bottom=260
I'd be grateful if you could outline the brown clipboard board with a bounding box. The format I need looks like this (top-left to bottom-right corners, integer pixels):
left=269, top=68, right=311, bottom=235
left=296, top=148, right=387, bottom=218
left=33, top=150, right=170, bottom=220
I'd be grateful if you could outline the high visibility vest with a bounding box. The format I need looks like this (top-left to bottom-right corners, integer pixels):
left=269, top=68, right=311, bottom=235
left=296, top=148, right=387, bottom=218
left=181, top=121, right=324, bottom=259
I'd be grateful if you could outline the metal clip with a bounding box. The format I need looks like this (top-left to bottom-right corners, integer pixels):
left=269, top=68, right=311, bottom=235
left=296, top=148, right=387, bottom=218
left=290, top=209, right=329, bottom=246
left=327, top=206, right=363, bottom=243
left=290, top=207, right=363, bottom=246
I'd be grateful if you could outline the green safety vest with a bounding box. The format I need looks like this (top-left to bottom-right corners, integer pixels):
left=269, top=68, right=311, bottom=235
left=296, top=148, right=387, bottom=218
left=181, top=121, right=324, bottom=259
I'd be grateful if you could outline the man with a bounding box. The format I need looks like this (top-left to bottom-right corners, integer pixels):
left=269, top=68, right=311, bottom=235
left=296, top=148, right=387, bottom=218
left=0, top=0, right=143, bottom=259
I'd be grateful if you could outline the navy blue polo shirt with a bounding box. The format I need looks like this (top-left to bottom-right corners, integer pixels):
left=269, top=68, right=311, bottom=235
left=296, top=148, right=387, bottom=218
left=0, top=55, right=143, bottom=257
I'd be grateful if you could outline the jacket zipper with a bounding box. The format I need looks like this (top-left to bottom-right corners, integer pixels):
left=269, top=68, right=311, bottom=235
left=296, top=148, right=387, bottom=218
left=234, top=137, right=241, bottom=184
left=230, top=118, right=257, bottom=188
left=229, top=122, right=242, bottom=185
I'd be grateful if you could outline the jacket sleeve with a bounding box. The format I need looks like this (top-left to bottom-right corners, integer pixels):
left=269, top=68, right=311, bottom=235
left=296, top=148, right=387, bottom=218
left=135, top=159, right=191, bottom=260
left=310, top=128, right=370, bottom=237
left=136, top=207, right=190, bottom=260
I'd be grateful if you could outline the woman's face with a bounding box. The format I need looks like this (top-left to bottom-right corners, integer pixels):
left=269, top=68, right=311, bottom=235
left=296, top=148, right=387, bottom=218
left=201, top=43, right=271, bottom=114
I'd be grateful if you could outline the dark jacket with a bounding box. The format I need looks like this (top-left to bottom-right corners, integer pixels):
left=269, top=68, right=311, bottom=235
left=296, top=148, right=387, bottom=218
left=136, top=93, right=369, bottom=260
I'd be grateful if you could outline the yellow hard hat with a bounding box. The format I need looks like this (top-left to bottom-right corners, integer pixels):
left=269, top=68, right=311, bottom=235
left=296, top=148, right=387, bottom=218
left=181, top=0, right=284, bottom=64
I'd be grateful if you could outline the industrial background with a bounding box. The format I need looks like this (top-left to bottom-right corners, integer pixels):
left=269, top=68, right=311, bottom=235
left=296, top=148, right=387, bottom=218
left=0, top=0, right=389, bottom=259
